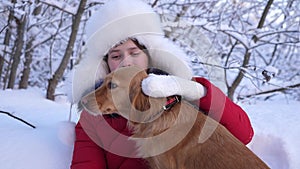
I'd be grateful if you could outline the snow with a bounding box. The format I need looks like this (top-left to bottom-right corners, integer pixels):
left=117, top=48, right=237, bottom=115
left=0, top=88, right=299, bottom=169
left=264, top=65, right=279, bottom=76
left=244, top=101, right=300, bottom=169
left=0, top=88, right=76, bottom=169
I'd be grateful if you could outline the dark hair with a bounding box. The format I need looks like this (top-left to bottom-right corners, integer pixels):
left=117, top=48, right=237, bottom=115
left=103, top=38, right=149, bottom=62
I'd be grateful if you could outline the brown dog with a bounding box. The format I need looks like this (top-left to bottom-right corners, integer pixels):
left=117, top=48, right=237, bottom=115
left=81, top=66, right=269, bottom=169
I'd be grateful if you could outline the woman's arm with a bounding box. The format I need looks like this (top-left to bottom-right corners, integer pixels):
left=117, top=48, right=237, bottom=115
left=70, top=112, right=107, bottom=169
left=142, top=74, right=254, bottom=144
left=193, top=77, right=254, bottom=144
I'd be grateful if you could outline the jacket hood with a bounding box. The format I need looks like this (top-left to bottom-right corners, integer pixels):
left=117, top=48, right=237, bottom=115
left=68, top=0, right=193, bottom=104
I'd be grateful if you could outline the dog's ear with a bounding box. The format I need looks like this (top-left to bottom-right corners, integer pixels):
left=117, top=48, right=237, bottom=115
left=129, top=71, right=150, bottom=112
left=131, top=89, right=150, bottom=112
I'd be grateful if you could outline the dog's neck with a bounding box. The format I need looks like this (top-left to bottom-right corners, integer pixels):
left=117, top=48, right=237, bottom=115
left=129, top=100, right=198, bottom=137
left=129, top=100, right=199, bottom=158
left=139, top=96, right=181, bottom=125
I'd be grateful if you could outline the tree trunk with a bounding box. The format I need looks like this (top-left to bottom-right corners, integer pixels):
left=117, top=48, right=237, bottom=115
left=0, top=56, right=4, bottom=85
left=227, top=0, right=274, bottom=100
left=252, top=0, right=274, bottom=43
left=0, top=31, right=10, bottom=86
left=7, top=15, right=27, bottom=89
left=1, top=0, right=15, bottom=87
left=19, top=38, right=34, bottom=89
left=46, top=0, right=88, bottom=100
left=2, top=57, right=12, bottom=90
left=228, top=51, right=251, bottom=100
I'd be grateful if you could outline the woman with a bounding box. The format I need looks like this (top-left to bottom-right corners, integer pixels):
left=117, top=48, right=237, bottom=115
left=69, top=0, right=253, bottom=169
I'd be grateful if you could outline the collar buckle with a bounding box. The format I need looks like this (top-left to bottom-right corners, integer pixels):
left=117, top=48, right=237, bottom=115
left=163, top=95, right=181, bottom=111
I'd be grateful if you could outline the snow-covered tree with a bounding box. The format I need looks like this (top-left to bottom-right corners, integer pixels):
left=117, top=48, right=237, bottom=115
left=0, top=0, right=299, bottom=102
left=150, top=0, right=300, bottom=101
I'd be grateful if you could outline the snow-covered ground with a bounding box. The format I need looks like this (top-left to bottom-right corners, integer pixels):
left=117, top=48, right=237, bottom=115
left=0, top=88, right=299, bottom=169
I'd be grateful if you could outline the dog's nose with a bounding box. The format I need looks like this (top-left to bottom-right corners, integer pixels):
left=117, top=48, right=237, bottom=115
left=81, top=97, right=88, bottom=105
left=106, top=107, right=112, bottom=112
left=103, top=105, right=115, bottom=114
left=81, top=95, right=93, bottom=108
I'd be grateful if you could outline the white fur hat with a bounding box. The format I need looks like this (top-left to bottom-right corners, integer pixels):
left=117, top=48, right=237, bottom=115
left=69, top=0, right=193, bottom=103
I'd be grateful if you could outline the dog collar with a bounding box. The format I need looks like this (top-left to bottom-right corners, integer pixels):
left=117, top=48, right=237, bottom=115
left=143, top=95, right=182, bottom=123
left=163, top=95, right=181, bottom=111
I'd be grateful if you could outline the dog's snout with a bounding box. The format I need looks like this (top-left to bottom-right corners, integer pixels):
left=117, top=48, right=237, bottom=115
left=80, top=93, right=102, bottom=115
left=106, top=107, right=111, bottom=112
left=103, top=104, right=115, bottom=114
left=81, top=94, right=96, bottom=106
left=81, top=96, right=88, bottom=105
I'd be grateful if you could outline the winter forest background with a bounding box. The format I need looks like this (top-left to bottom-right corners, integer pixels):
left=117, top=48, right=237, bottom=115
left=0, top=0, right=299, bottom=102
left=0, top=0, right=300, bottom=169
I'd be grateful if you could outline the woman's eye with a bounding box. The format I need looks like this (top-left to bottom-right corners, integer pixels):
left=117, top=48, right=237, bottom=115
left=108, top=81, right=118, bottom=89
left=111, top=55, right=121, bottom=60
left=131, top=51, right=140, bottom=56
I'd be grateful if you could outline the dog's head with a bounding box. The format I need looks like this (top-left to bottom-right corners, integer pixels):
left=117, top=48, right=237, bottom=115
left=81, top=66, right=167, bottom=122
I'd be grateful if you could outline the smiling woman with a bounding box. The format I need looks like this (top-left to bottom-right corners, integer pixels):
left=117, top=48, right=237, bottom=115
left=69, top=0, right=254, bottom=168
left=106, top=39, right=149, bottom=72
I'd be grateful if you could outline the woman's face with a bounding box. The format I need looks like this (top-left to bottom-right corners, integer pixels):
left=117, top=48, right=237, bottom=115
left=107, top=39, right=149, bottom=72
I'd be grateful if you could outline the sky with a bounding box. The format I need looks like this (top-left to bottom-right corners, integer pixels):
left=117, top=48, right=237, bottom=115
left=0, top=88, right=299, bottom=169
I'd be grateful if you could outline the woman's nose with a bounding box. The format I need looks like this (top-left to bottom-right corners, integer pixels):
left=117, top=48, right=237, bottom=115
left=120, top=54, right=133, bottom=67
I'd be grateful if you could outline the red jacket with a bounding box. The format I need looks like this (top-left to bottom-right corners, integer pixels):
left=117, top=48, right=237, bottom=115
left=70, top=77, right=253, bottom=169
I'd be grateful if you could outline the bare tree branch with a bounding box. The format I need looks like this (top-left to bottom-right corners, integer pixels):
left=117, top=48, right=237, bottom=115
left=253, top=0, right=274, bottom=42
left=152, top=0, right=159, bottom=7
left=239, top=83, right=300, bottom=99
left=0, top=110, right=36, bottom=129
left=39, top=0, right=75, bottom=15
left=0, top=24, right=8, bottom=34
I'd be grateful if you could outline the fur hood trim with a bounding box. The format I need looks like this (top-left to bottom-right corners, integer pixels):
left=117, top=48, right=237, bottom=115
left=68, top=0, right=193, bottom=103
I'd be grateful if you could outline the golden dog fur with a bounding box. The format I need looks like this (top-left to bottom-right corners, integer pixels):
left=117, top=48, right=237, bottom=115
left=82, top=66, right=269, bottom=169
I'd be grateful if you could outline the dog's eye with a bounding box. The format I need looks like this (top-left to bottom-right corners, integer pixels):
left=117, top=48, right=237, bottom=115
left=108, top=81, right=118, bottom=89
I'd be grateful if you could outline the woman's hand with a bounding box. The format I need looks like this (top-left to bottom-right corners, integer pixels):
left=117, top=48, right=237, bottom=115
left=142, top=74, right=207, bottom=101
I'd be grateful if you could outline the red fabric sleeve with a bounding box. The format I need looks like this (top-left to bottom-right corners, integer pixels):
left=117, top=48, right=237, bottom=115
left=119, top=158, right=149, bottom=169
left=193, top=77, right=254, bottom=144
left=70, top=113, right=107, bottom=169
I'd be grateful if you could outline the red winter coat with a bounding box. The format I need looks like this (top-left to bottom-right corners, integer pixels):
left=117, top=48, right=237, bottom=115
left=70, top=77, right=254, bottom=169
